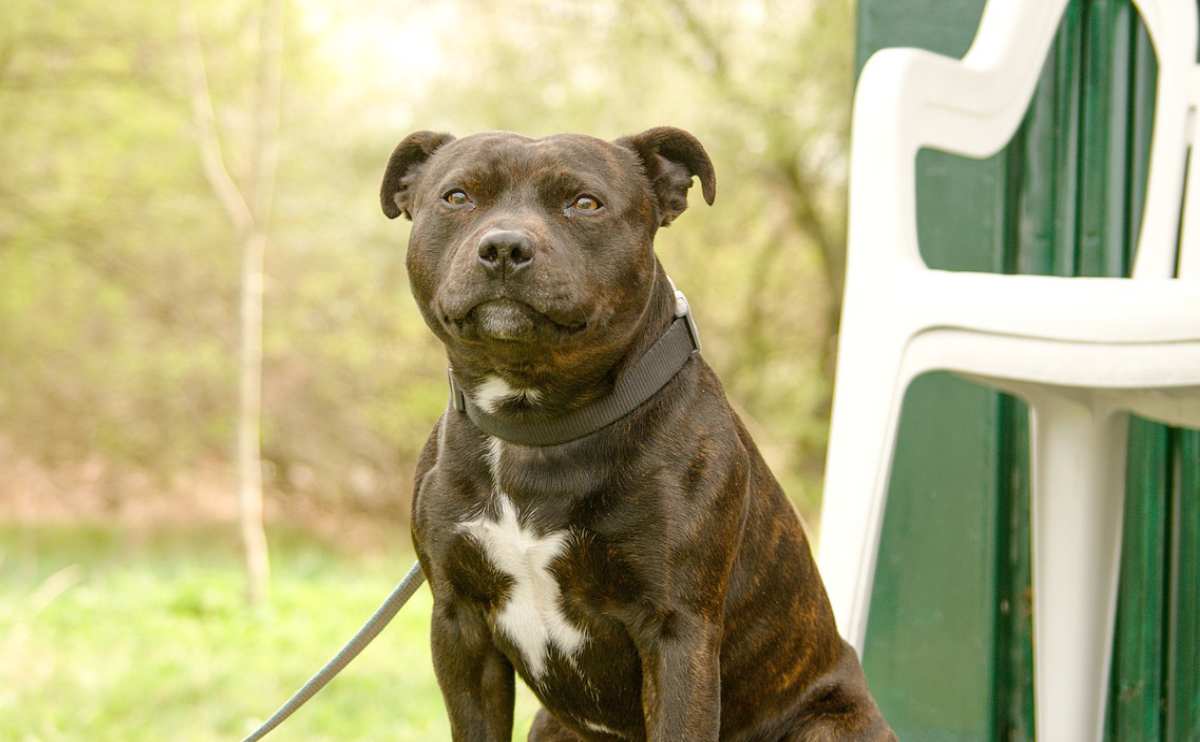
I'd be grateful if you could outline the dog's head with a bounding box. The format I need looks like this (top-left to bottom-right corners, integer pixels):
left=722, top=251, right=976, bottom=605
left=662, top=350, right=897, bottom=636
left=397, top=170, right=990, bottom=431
left=381, top=127, right=714, bottom=393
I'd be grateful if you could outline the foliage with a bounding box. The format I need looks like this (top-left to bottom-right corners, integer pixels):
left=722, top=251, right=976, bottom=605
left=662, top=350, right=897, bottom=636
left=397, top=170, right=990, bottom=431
left=0, top=0, right=854, bottom=522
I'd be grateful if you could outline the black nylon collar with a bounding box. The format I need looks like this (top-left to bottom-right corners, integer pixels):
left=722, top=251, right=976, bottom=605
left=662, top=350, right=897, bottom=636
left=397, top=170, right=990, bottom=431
left=448, top=291, right=702, bottom=447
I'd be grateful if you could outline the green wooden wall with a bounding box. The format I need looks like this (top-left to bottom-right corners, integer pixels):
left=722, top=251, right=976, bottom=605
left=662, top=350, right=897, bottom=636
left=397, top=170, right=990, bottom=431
left=853, top=1, right=1200, bottom=740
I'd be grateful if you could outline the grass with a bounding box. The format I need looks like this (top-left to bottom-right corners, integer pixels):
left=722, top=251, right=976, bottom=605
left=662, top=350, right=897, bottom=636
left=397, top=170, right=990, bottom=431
left=0, top=522, right=543, bottom=741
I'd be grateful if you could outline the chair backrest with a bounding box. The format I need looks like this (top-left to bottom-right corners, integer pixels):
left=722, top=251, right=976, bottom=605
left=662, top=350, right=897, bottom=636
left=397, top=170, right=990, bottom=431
left=845, top=0, right=1069, bottom=271
left=847, top=0, right=1200, bottom=279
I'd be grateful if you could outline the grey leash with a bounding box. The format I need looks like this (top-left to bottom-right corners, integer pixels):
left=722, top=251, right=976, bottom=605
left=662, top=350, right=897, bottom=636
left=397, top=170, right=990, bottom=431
left=238, top=561, right=426, bottom=742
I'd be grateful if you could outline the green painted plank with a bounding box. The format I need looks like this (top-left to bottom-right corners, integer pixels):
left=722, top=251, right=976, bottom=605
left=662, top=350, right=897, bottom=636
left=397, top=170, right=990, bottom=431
left=863, top=374, right=1003, bottom=742
left=1076, top=0, right=1134, bottom=278
left=1008, top=23, right=1064, bottom=277
left=1103, top=1, right=1136, bottom=277
left=855, top=0, right=986, bottom=74
left=1052, top=2, right=1084, bottom=278
left=994, top=396, right=1034, bottom=742
left=1107, top=419, right=1169, bottom=742
left=1106, top=10, right=1164, bottom=742
left=916, top=150, right=1009, bottom=272
left=1124, top=7, right=1157, bottom=269
left=1167, top=430, right=1200, bottom=742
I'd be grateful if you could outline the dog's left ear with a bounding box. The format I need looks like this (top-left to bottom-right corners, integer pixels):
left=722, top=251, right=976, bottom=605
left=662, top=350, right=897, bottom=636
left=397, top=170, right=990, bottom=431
left=380, top=131, right=456, bottom=220
left=617, top=126, right=716, bottom=226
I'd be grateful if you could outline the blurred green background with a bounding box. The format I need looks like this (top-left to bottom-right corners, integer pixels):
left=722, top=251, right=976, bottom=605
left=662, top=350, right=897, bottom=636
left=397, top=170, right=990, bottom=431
left=0, top=0, right=853, bottom=738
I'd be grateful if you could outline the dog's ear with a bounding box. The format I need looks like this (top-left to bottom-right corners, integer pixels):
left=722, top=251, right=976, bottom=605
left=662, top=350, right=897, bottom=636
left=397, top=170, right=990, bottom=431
left=616, top=127, right=716, bottom=226
left=380, top=131, right=456, bottom=220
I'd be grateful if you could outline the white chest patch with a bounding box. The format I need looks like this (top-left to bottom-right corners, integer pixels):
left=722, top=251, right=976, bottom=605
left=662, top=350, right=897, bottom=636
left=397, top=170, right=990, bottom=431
left=474, top=375, right=543, bottom=413
left=458, top=492, right=587, bottom=678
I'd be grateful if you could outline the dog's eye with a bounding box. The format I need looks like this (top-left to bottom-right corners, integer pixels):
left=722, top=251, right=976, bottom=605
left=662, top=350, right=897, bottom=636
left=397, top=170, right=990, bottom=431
left=571, top=195, right=603, bottom=212
left=443, top=190, right=470, bottom=207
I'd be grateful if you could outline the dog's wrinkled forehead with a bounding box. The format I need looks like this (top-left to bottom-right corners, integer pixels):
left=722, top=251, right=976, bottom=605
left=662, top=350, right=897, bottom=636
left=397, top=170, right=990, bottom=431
left=382, top=126, right=715, bottom=226
left=421, top=132, right=646, bottom=207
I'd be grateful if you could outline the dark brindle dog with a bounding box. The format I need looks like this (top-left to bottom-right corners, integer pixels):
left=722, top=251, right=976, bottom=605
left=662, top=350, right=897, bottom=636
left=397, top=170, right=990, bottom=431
left=381, top=127, right=895, bottom=742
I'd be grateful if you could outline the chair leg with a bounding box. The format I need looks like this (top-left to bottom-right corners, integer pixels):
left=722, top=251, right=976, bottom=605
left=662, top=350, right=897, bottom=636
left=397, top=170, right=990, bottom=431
left=818, top=330, right=915, bottom=653
left=1027, top=392, right=1128, bottom=742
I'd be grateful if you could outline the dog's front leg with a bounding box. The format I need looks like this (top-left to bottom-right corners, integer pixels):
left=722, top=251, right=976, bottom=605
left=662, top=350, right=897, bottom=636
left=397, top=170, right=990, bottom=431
left=430, top=600, right=515, bottom=742
left=637, top=611, right=722, bottom=742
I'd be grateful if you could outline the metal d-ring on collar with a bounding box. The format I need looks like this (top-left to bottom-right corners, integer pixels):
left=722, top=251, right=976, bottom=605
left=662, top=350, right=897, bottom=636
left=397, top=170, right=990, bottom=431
left=448, top=287, right=702, bottom=447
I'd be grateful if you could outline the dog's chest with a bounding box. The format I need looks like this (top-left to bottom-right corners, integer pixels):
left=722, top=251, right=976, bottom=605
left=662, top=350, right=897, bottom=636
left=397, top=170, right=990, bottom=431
left=454, top=438, right=588, bottom=680
left=457, top=493, right=586, bottom=678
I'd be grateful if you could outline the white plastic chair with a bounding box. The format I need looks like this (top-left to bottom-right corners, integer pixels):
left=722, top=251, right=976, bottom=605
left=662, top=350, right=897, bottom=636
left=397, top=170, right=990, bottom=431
left=816, top=1, right=1200, bottom=741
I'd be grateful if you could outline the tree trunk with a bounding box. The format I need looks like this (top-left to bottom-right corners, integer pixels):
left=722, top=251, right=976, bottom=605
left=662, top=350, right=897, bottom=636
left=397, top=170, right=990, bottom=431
left=237, top=228, right=270, bottom=606
left=181, top=0, right=283, bottom=607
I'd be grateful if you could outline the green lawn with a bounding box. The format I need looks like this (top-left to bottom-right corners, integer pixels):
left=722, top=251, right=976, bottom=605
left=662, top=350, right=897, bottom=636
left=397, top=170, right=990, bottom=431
left=0, top=523, right=543, bottom=741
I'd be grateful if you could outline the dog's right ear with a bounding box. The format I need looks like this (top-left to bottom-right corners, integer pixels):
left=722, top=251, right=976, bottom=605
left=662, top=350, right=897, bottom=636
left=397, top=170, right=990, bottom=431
left=380, top=131, right=456, bottom=220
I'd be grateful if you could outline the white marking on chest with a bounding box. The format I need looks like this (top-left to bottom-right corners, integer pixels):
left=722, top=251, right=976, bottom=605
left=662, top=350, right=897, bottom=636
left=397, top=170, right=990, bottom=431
left=475, top=375, right=543, bottom=413
left=458, top=439, right=586, bottom=678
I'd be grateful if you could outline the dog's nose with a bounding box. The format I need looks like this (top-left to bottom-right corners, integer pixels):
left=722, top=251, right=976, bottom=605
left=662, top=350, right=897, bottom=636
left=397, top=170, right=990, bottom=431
left=477, top=229, right=535, bottom=278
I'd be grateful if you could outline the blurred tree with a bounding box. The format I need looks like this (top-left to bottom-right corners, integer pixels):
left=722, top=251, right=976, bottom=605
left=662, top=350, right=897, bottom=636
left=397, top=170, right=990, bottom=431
left=180, top=0, right=282, bottom=606
left=0, top=0, right=853, bottom=534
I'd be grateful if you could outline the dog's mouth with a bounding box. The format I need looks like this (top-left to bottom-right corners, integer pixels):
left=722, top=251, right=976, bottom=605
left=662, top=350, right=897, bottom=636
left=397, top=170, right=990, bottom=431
left=444, top=298, right=588, bottom=343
